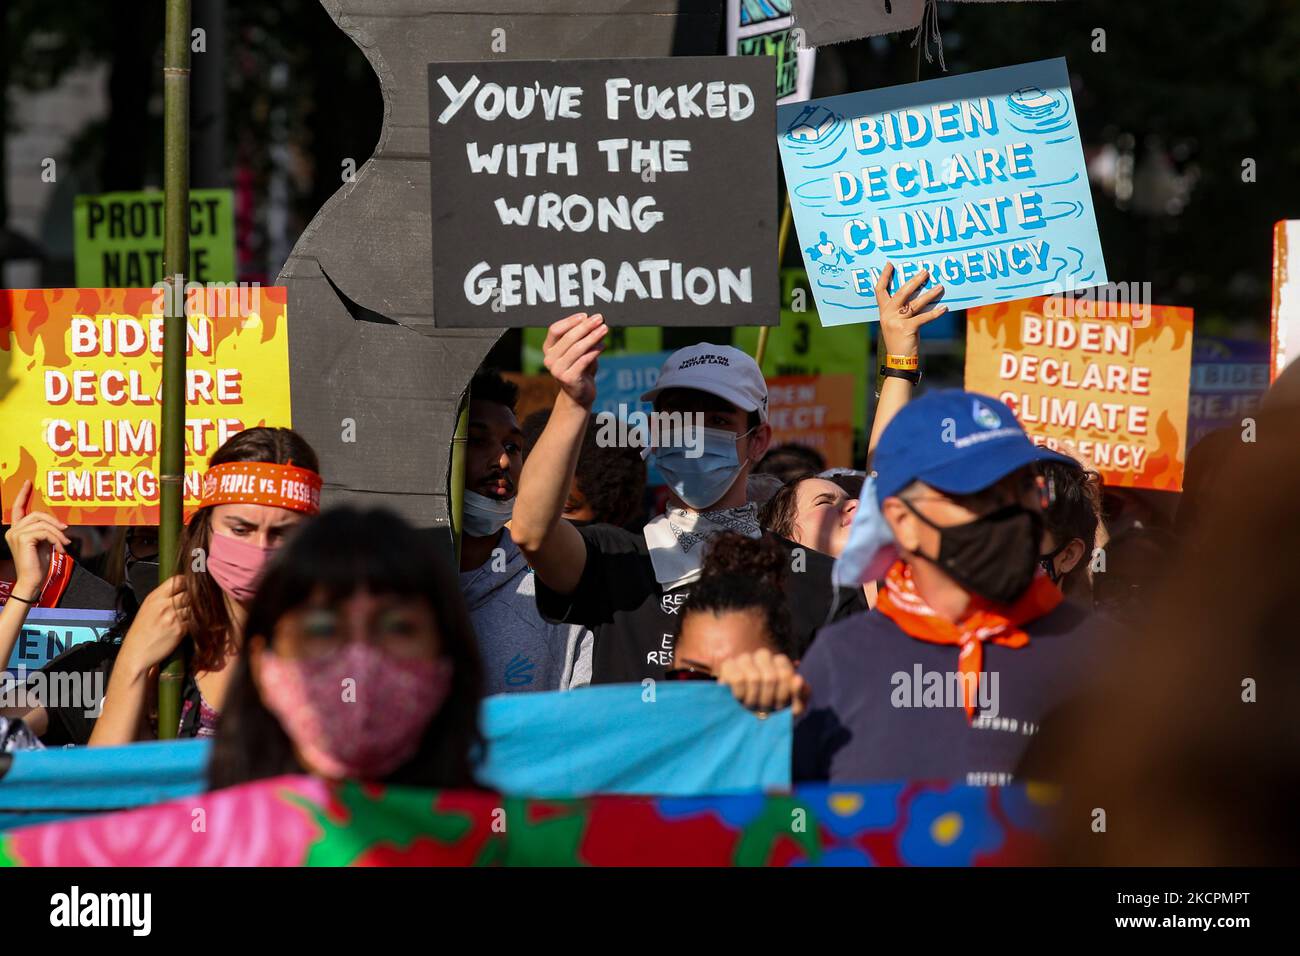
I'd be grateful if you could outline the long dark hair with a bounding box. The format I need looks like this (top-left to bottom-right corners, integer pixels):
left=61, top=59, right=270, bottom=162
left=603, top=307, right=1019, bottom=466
left=206, top=507, right=485, bottom=791
left=178, top=427, right=320, bottom=671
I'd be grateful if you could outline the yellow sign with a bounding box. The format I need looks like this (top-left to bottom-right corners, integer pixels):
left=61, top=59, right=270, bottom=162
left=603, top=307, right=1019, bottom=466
left=1, top=287, right=292, bottom=524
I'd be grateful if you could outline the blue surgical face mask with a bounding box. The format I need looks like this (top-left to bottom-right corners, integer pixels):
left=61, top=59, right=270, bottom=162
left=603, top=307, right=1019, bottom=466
left=651, top=426, right=752, bottom=511
left=831, top=476, right=899, bottom=589
left=462, top=490, right=514, bottom=537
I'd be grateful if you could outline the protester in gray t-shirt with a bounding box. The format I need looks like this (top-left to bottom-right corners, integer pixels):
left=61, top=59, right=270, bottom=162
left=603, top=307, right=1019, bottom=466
left=458, top=369, right=591, bottom=694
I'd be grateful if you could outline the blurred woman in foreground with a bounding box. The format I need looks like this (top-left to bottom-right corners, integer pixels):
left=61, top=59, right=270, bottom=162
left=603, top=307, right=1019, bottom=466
left=208, top=507, right=484, bottom=790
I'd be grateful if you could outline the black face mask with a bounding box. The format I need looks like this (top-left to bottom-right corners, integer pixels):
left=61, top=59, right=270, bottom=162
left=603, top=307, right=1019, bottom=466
left=1038, top=541, right=1071, bottom=584
left=126, top=558, right=161, bottom=601
left=903, top=500, right=1044, bottom=606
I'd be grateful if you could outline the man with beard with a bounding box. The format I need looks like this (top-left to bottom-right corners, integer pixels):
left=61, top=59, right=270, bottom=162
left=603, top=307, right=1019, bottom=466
left=458, top=369, right=591, bottom=694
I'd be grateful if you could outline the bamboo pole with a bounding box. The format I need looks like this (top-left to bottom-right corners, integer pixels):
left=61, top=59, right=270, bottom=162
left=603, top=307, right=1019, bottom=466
left=156, top=0, right=192, bottom=739
left=755, top=196, right=794, bottom=368
left=449, top=392, right=469, bottom=568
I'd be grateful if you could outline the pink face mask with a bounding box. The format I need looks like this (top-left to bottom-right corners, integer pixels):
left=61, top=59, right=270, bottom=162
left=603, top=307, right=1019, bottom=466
left=207, top=532, right=276, bottom=604
left=258, top=642, right=454, bottom=781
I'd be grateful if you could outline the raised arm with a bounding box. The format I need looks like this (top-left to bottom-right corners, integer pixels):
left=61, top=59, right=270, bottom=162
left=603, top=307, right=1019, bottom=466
left=510, top=312, right=607, bottom=595
left=867, top=262, right=948, bottom=457
left=0, top=481, right=71, bottom=669
left=88, top=576, right=189, bottom=746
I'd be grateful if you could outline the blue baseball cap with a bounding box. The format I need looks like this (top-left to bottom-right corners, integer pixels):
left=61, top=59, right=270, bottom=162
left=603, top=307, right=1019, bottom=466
left=872, top=389, right=1075, bottom=503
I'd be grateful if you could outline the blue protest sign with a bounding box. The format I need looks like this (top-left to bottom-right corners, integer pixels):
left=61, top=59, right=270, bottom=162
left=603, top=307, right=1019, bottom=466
left=592, top=350, right=673, bottom=419
left=777, top=58, right=1106, bottom=326
left=3, top=608, right=116, bottom=680
left=593, top=350, right=673, bottom=485
left=1188, top=337, right=1270, bottom=448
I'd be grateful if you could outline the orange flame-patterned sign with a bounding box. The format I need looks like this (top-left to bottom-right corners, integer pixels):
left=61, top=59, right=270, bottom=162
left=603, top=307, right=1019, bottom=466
left=0, top=287, right=292, bottom=524
left=964, top=296, right=1193, bottom=491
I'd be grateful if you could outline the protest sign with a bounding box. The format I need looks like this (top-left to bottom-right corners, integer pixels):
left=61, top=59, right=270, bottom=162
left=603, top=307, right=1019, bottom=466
left=427, top=57, right=778, bottom=328
left=592, top=351, right=673, bottom=486
left=727, top=0, right=816, bottom=105
left=73, top=190, right=236, bottom=287
left=734, top=267, right=869, bottom=433
left=965, top=296, right=1193, bottom=491
left=778, top=58, right=1106, bottom=327
left=1271, top=220, right=1300, bottom=380
left=1188, top=337, right=1269, bottom=448
left=0, top=287, right=292, bottom=525
left=765, top=373, right=856, bottom=467
left=2, top=608, right=115, bottom=682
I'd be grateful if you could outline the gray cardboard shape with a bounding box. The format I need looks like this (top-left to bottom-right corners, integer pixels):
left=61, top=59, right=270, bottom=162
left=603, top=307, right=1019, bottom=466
left=277, top=0, right=723, bottom=548
left=793, top=0, right=925, bottom=48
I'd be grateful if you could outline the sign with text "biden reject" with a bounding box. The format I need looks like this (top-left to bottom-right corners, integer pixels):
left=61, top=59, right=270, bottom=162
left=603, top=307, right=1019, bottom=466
left=778, top=58, right=1106, bottom=326
left=427, top=57, right=778, bottom=328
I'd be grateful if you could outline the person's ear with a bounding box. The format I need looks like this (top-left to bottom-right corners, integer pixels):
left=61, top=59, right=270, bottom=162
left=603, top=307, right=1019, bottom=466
left=881, top=496, right=919, bottom=551
left=745, top=423, right=773, bottom=464
left=1057, top=537, right=1087, bottom=576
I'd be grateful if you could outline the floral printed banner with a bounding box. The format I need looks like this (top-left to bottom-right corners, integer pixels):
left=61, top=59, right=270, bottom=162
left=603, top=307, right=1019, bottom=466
left=0, top=774, right=1057, bottom=866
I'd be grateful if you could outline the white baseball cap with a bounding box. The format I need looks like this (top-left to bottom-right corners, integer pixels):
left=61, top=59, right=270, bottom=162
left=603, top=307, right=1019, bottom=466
left=640, top=343, right=769, bottom=423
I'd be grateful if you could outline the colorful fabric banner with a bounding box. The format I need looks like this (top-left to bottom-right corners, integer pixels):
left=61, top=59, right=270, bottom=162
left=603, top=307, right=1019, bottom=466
left=778, top=58, right=1105, bottom=326
left=0, top=287, right=292, bottom=525
left=965, top=296, right=1193, bottom=490
left=0, top=685, right=787, bottom=827
left=0, top=773, right=1057, bottom=866
left=0, top=740, right=211, bottom=832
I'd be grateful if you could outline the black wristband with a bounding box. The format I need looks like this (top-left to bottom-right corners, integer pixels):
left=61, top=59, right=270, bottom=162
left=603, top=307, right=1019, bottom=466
left=878, top=365, right=922, bottom=385
left=7, top=590, right=40, bottom=604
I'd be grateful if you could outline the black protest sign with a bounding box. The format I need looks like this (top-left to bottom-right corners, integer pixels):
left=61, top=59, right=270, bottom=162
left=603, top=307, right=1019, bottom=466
left=428, top=56, right=778, bottom=328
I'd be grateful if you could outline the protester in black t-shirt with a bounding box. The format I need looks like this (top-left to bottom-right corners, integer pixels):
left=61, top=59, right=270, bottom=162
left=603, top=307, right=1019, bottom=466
left=513, top=272, right=945, bottom=684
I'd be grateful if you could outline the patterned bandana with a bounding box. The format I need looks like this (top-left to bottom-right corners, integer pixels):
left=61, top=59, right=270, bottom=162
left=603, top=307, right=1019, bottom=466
left=666, top=503, right=762, bottom=552
left=875, top=560, right=1063, bottom=721
left=645, top=504, right=763, bottom=590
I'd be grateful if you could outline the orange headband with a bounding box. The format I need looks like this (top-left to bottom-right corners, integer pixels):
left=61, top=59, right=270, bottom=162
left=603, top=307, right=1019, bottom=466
left=200, top=461, right=322, bottom=515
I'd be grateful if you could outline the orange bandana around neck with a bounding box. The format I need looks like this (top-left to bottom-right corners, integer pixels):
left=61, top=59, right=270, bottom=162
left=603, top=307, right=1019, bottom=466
left=875, top=560, right=1063, bottom=721
left=200, top=461, right=322, bottom=514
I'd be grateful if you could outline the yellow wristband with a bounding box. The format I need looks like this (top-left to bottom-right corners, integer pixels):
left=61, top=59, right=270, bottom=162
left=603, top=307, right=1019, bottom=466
left=884, top=353, right=919, bottom=371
